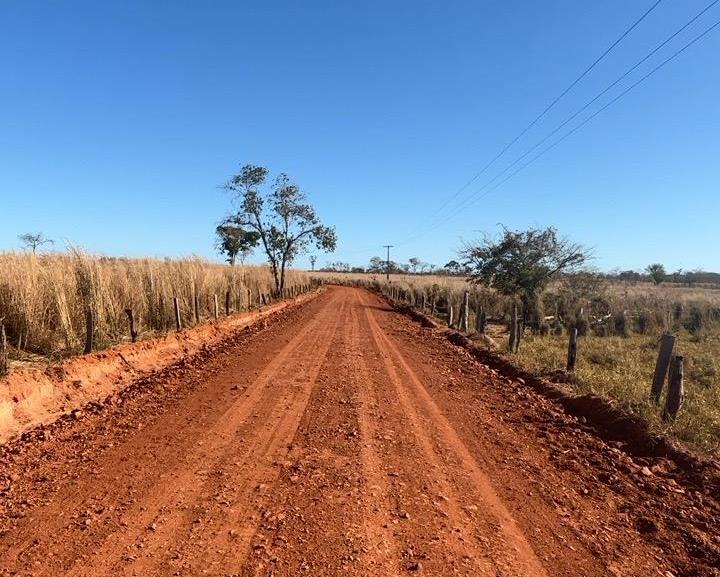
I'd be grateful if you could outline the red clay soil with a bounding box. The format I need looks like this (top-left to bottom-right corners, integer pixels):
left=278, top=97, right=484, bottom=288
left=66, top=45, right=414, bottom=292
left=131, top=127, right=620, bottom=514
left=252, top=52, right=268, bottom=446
left=0, top=286, right=718, bottom=576
left=0, top=293, right=315, bottom=443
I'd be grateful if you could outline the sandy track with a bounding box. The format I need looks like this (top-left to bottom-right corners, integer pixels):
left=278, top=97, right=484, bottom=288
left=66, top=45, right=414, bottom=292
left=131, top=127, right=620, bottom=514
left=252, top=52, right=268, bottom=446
left=0, top=286, right=718, bottom=576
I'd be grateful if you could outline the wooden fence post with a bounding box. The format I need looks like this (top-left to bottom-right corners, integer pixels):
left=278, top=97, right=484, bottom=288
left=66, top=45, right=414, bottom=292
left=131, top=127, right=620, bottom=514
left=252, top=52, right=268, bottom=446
left=84, top=308, right=95, bottom=354
left=213, top=295, right=219, bottom=320
left=247, top=288, right=252, bottom=310
left=651, top=333, right=676, bottom=403
left=0, top=322, right=8, bottom=376
left=225, top=290, right=231, bottom=316
left=663, top=355, right=684, bottom=421
left=431, top=296, right=436, bottom=315
left=124, top=308, right=138, bottom=343
left=193, top=294, right=200, bottom=324
left=173, top=297, right=182, bottom=331
left=158, top=294, right=166, bottom=332
left=566, top=327, right=578, bottom=372
left=448, top=304, right=454, bottom=328
left=508, top=304, right=518, bottom=352
left=461, top=290, right=469, bottom=333
left=475, top=306, right=486, bottom=334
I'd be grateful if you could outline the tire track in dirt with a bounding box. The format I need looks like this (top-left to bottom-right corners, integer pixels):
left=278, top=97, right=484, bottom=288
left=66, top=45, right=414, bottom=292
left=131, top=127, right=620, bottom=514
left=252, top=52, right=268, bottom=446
left=232, top=288, right=385, bottom=577
left=361, top=288, right=696, bottom=576
left=173, top=294, right=348, bottom=577
left=358, top=290, right=549, bottom=576
left=0, top=291, right=335, bottom=576
left=350, top=291, right=500, bottom=575
left=345, top=296, right=402, bottom=577
left=71, top=291, right=347, bottom=576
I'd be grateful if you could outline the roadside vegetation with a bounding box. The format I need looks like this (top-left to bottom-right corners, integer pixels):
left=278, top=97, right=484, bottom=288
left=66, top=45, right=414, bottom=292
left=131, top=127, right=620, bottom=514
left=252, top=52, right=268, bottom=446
left=0, top=249, right=309, bottom=363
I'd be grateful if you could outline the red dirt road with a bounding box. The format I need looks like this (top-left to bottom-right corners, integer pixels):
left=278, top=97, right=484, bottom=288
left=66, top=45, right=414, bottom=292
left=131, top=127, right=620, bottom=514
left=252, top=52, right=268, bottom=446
left=0, top=286, right=718, bottom=576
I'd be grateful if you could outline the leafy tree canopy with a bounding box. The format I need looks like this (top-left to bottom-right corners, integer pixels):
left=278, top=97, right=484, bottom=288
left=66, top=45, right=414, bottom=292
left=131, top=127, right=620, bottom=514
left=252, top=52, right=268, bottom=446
left=223, top=164, right=336, bottom=291
left=459, top=226, right=590, bottom=304
left=215, top=224, right=260, bottom=266
left=646, top=263, right=666, bottom=285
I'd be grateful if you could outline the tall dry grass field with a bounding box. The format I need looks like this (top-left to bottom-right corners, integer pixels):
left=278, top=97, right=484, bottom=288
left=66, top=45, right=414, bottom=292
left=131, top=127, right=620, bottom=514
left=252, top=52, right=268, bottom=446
left=0, top=250, right=309, bottom=360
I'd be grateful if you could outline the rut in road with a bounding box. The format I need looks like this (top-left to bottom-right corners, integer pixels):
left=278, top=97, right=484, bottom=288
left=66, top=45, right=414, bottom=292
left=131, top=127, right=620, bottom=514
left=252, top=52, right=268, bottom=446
left=1, top=286, right=718, bottom=577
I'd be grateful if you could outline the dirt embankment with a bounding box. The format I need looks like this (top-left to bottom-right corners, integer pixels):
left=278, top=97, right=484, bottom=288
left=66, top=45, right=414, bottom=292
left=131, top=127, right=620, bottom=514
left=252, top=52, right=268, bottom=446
left=0, top=291, right=318, bottom=444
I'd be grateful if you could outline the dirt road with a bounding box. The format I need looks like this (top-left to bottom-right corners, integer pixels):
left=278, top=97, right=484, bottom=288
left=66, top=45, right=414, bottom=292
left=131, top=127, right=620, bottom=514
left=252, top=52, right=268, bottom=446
left=0, top=286, right=718, bottom=576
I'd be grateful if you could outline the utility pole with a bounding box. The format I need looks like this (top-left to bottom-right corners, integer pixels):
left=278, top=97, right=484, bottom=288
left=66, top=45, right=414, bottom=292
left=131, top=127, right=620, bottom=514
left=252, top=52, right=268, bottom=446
left=383, top=245, right=394, bottom=282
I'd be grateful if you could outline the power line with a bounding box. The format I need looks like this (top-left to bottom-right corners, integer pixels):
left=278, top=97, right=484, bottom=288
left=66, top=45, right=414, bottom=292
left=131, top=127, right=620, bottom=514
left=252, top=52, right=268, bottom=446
left=404, top=0, right=666, bottom=236
left=443, top=16, right=720, bottom=221
left=393, top=14, right=720, bottom=247
left=412, top=0, right=720, bottom=234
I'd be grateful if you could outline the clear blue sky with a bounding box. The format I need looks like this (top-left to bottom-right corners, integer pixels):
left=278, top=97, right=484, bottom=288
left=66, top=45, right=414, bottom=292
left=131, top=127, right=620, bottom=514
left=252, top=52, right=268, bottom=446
left=2, top=0, right=719, bottom=272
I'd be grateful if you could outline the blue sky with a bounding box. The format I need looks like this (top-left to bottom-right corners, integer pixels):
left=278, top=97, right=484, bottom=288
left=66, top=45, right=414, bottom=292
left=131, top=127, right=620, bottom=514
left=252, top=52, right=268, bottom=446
left=2, top=0, right=719, bottom=272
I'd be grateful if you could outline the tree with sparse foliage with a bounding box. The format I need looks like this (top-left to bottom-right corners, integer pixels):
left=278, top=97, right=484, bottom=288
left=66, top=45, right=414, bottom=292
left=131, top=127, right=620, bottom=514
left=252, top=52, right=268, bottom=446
left=19, top=232, right=53, bottom=254
left=408, top=257, right=420, bottom=273
left=215, top=224, right=261, bottom=266
left=443, top=260, right=466, bottom=275
left=646, top=263, right=666, bottom=285
left=459, top=226, right=590, bottom=342
left=368, top=256, right=385, bottom=273
left=223, top=164, right=337, bottom=292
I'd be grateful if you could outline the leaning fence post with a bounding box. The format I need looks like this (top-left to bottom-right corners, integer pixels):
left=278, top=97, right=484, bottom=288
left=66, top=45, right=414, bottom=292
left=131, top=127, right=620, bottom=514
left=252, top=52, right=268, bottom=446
left=173, top=297, right=182, bottom=331
left=448, top=304, right=454, bottom=328
left=651, top=333, right=676, bottom=403
left=663, top=355, right=684, bottom=421
left=566, top=327, right=578, bottom=372
left=0, top=322, right=8, bottom=375
left=84, top=308, right=95, bottom=354
left=124, top=308, right=138, bottom=343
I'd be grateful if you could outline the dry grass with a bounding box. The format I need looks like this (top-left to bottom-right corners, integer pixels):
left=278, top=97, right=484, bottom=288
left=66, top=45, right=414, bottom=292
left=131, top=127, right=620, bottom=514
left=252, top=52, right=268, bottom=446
left=0, top=250, right=309, bottom=359
left=515, top=331, right=720, bottom=454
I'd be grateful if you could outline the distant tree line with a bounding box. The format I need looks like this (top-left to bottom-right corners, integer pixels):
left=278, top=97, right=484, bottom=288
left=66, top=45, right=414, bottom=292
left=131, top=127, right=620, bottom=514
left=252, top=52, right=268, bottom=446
left=316, top=254, right=720, bottom=289
left=605, top=266, right=720, bottom=287
left=318, top=256, right=471, bottom=276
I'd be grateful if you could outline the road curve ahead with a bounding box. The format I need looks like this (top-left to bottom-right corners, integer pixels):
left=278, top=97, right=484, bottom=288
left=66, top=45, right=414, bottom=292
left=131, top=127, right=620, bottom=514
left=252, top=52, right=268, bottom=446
left=0, top=286, right=717, bottom=576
